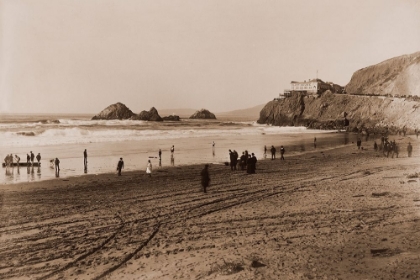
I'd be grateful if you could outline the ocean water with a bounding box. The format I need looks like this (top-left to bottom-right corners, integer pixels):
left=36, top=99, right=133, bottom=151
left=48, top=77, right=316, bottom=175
left=0, top=114, right=359, bottom=185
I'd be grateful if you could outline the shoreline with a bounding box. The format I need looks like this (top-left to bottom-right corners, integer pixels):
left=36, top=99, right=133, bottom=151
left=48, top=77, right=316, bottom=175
left=1, top=138, right=419, bottom=279
left=1, top=140, right=368, bottom=191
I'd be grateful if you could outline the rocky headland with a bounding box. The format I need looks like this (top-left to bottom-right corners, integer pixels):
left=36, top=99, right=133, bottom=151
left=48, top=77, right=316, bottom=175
left=258, top=51, right=420, bottom=133
left=189, top=109, right=216, bottom=119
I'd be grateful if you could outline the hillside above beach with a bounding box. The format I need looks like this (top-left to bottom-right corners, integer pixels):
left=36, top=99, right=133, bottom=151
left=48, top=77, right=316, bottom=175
left=258, top=52, right=420, bottom=133
left=346, top=51, right=420, bottom=97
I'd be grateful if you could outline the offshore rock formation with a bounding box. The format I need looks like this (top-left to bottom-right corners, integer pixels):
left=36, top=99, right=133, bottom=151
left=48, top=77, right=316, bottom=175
left=131, top=107, right=163, bottom=121
left=189, top=109, right=216, bottom=119
left=346, top=51, right=420, bottom=97
left=258, top=91, right=420, bottom=134
left=92, top=102, right=135, bottom=120
left=162, top=115, right=180, bottom=121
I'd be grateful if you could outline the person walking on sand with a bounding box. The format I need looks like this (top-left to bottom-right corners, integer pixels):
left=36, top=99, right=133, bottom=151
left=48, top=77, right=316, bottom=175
left=54, top=158, right=60, bottom=172
left=117, top=157, right=124, bottom=176
left=270, top=145, right=276, bottom=160
left=201, top=164, right=210, bottom=193
left=356, top=137, right=362, bottom=150
left=407, top=142, right=413, bottom=157
left=280, top=146, right=285, bottom=160
left=83, top=149, right=88, bottom=169
left=36, top=153, right=41, bottom=164
left=30, top=151, right=35, bottom=165
left=146, top=160, right=152, bottom=177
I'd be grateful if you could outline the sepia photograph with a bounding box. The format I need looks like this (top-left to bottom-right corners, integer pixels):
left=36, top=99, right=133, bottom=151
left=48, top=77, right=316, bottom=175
left=1, top=0, right=420, bottom=279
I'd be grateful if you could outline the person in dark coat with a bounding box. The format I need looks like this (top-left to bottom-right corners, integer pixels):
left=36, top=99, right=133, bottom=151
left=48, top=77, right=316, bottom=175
left=36, top=153, right=41, bottom=164
left=30, top=151, right=35, bottom=164
left=356, top=138, right=362, bottom=150
left=270, top=145, right=276, bottom=160
left=117, top=158, right=124, bottom=176
left=84, top=149, right=88, bottom=169
left=229, top=150, right=236, bottom=171
left=240, top=152, right=246, bottom=170
left=407, top=142, right=413, bottom=157
left=54, top=158, right=60, bottom=172
left=251, top=153, right=257, bottom=173
left=201, top=164, right=210, bottom=193
left=26, top=154, right=30, bottom=164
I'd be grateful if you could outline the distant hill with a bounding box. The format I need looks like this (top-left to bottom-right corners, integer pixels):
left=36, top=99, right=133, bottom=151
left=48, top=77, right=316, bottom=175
left=217, top=104, right=266, bottom=119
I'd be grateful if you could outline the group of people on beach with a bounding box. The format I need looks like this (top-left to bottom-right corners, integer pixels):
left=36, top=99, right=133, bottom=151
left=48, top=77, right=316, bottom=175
left=372, top=135, right=413, bottom=158
left=3, top=151, right=42, bottom=167
left=228, top=149, right=258, bottom=174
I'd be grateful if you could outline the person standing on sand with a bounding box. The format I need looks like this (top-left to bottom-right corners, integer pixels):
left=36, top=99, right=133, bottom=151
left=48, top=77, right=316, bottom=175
left=30, top=151, right=35, bottom=164
left=84, top=149, right=88, bottom=169
left=230, top=150, right=238, bottom=171
left=171, top=145, right=175, bottom=155
left=374, top=141, right=378, bottom=151
left=407, top=142, right=413, bottom=157
left=201, top=164, right=210, bottom=193
left=117, top=158, right=124, bottom=176
left=146, top=160, right=152, bottom=177
left=270, top=145, right=276, bottom=160
left=158, top=149, right=162, bottom=161
left=36, top=153, right=41, bottom=164
left=26, top=154, right=30, bottom=164
left=314, top=137, right=317, bottom=148
left=54, top=158, right=60, bottom=172
left=15, top=155, right=20, bottom=165
left=280, top=146, right=285, bottom=160
left=356, top=137, right=362, bottom=150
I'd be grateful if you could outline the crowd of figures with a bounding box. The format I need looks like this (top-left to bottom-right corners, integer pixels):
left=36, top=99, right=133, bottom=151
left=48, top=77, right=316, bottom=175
left=228, top=149, right=258, bottom=174
left=372, top=135, right=413, bottom=158
left=3, top=151, right=42, bottom=167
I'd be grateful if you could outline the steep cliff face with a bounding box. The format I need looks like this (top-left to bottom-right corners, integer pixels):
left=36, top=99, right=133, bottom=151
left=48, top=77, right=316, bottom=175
left=92, top=102, right=134, bottom=120
left=189, top=109, right=216, bottom=119
left=258, top=91, right=420, bottom=133
left=346, top=51, right=420, bottom=97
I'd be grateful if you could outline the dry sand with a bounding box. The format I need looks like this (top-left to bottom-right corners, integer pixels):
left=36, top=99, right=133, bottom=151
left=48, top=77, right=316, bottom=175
left=0, top=137, right=419, bottom=280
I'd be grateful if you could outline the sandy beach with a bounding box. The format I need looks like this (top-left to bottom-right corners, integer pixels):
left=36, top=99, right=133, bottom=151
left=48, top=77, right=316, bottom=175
left=0, top=137, right=419, bottom=280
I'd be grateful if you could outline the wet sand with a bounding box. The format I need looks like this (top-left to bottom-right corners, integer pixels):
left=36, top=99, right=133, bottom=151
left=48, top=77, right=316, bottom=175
left=0, top=138, right=419, bottom=279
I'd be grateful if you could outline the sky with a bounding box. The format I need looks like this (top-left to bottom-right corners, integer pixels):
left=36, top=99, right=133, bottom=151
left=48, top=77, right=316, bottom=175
left=1, top=0, right=420, bottom=114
